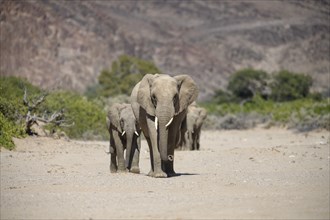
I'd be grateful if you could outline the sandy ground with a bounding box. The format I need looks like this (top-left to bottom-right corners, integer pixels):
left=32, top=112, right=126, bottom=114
left=1, top=128, right=329, bottom=220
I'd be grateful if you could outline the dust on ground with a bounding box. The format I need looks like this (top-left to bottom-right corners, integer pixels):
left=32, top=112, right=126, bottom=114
left=1, top=128, right=329, bottom=219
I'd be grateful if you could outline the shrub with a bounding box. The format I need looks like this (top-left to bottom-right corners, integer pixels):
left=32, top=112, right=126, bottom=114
left=0, top=112, right=26, bottom=150
left=0, top=76, right=41, bottom=120
left=270, top=70, right=312, bottom=101
left=0, top=76, right=109, bottom=149
left=204, top=68, right=328, bottom=131
left=202, top=95, right=330, bottom=131
left=227, top=68, right=269, bottom=100
left=42, top=91, right=108, bottom=140
left=96, top=55, right=161, bottom=97
left=211, top=89, right=236, bottom=104
left=0, top=76, right=41, bottom=149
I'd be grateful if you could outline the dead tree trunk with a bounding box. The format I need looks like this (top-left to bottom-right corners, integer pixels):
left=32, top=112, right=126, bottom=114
left=23, top=88, right=73, bottom=136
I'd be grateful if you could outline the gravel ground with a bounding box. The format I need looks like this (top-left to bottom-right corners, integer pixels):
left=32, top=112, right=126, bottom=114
left=1, top=128, right=329, bottom=219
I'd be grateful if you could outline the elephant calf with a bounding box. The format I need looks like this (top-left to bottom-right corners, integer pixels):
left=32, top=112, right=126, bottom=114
left=107, top=103, right=141, bottom=173
left=178, top=104, right=207, bottom=150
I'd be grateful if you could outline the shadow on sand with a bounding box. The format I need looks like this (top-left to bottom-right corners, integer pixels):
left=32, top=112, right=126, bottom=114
left=167, top=172, right=199, bottom=178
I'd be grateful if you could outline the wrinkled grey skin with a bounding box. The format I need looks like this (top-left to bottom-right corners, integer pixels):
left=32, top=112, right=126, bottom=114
left=131, top=74, right=198, bottom=178
left=178, top=104, right=207, bottom=150
left=107, top=103, right=141, bottom=173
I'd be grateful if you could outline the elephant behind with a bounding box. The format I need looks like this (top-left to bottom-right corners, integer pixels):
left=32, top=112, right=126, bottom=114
left=107, top=103, right=141, bottom=173
left=131, top=73, right=198, bottom=178
left=178, top=103, right=207, bottom=150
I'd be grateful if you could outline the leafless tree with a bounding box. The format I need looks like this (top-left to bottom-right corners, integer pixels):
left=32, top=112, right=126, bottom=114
left=23, top=88, right=74, bottom=135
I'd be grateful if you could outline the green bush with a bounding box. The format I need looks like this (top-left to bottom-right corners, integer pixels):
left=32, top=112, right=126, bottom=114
left=95, top=55, right=161, bottom=97
left=42, top=91, right=108, bottom=140
left=0, top=76, right=42, bottom=120
left=0, top=112, right=26, bottom=150
left=211, top=89, right=236, bottom=104
left=204, top=68, right=328, bottom=131
left=227, top=68, right=269, bottom=100
left=202, top=96, right=330, bottom=131
left=0, top=76, right=41, bottom=149
left=0, top=76, right=109, bottom=149
left=270, top=70, right=312, bottom=101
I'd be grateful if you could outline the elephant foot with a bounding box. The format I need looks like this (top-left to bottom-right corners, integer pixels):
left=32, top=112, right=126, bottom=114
left=110, top=165, right=117, bottom=173
left=148, top=170, right=167, bottom=178
left=117, top=167, right=128, bottom=173
left=166, top=171, right=177, bottom=177
left=130, top=166, right=140, bottom=174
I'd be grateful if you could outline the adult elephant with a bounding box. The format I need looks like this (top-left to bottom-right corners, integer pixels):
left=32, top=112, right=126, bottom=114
left=107, top=103, right=141, bottom=174
left=179, top=104, right=207, bottom=150
left=131, top=74, right=198, bottom=177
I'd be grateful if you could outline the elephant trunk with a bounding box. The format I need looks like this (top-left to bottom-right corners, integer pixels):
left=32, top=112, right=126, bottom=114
left=158, top=119, right=169, bottom=161
left=156, top=107, right=174, bottom=161
left=125, top=133, right=133, bottom=169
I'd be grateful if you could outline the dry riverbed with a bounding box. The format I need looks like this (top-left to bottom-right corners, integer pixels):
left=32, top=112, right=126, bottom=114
left=1, top=128, right=329, bottom=219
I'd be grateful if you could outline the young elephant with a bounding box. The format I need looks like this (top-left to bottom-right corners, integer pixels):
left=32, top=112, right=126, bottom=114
left=131, top=74, right=198, bottom=177
left=178, top=104, right=207, bottom=150
left=107, top=103, right=141, bottom=173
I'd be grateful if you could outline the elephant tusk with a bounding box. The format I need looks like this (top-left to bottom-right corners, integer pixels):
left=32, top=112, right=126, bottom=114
left=134, top=131, right=139, bottom=136
left=165, top=117, right=173, bottom=128
left=168, top=155, right=174, bottom=161
left=155, top=116, right=158, bottom=130
left=121, top=131, right=126, bottom=136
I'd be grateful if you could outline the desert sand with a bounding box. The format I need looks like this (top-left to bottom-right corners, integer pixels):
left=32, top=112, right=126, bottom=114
left=1, top=128, right=329, bottom=219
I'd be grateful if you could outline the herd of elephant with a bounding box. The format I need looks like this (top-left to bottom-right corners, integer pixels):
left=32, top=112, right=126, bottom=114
left=107, top=74, right=207, bottom=178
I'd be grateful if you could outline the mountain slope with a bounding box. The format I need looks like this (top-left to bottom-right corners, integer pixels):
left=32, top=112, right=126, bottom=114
left=1, top=0, right=329, bottom=100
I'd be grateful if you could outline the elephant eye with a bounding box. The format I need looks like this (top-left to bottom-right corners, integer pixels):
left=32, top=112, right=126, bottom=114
left=173, top=94, right=178, bottom=105
left=120, top=118, right=124, bottom=127
left=151, top=94, right=157, bottom=107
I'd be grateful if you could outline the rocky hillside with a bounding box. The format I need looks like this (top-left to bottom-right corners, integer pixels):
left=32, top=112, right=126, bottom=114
left=1, top=0, right=329, bottom=100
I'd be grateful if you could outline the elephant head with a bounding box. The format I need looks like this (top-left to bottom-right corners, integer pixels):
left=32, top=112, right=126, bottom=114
left=187, top=104, right=207, bottom=132
left=108, top=104, right=140, bottom=136
left=136, top=74, right=198, bottom=161
left=108, top=103, right=125, bottom=135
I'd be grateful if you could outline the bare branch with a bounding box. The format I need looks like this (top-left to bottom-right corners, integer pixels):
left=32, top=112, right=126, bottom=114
left=33, top=94, right=47, bottom=108
left=23, top=88, right=47, bottom=110
left=58, top=122, right=75, bottom=127
left=22, top=88, right=72, bottom=136
left=33, top=110, right=74, bottom=128
left=23, top=88, right=28, bottom=106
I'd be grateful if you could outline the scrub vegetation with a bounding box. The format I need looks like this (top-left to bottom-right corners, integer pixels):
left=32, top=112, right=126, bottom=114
left=1, top=60, right=329, bottom=150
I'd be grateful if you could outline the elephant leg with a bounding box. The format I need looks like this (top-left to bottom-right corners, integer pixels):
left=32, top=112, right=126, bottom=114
left=196, top=129, right=201, bottom=150
left=145, top=136, right=154, bottom=175
left=130, top=136, right=141, bottom=174
left=186, top=131, right=194, bottom=150
left=179, top=132, right=185, bottom=150
left=163, top=122, right=181, bottom=176
left=110, top=152, right=117, bottom=173
left=113, top=131, right=127, bottom=172
left=146, top=116, right=167, bottom=178
left=191, top=131, right=196, bottom=150
left=109, top=146, right=117, bottom=173
left=184, top=131, right=189, bottom=150
left=178, top=119, right=187, bottom=150
left=109, top=134, right=117, bottom=173
left=162, top=146, right=175, bottom=177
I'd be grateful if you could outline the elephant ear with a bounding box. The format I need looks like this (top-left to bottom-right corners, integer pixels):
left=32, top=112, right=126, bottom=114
left=174, top=75, right=199, bottom=113
left=108, top=103, right=125, bottom=132
left=137, top=74, right=159, bottom=116
left=196, top=108, right=207, bottom=125
left=200, top=108, right=207, bottom=120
